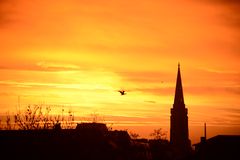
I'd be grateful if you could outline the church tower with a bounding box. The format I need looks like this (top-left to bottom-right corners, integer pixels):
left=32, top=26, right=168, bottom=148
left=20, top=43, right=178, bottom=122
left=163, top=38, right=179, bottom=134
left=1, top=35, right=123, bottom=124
left=170, top=64, right=191, bottom=152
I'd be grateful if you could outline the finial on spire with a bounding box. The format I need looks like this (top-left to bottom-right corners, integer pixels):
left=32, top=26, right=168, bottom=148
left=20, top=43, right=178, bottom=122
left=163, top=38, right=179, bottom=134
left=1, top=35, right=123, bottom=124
left=174, top=62, right=184, bottom=105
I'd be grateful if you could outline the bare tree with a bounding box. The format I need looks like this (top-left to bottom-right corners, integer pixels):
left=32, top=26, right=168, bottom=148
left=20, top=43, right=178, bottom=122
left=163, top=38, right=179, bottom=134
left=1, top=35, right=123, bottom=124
left=13, top=104, right=76, bottom=130
left=14, top=105, right=48, bottom=130
left=130, top=131, right=140, bottom=139
left=150, top=128, right=167, bottom=140
left=62, top=109, right=75, bottom=129
left=6, top=113, right=11, bottom=130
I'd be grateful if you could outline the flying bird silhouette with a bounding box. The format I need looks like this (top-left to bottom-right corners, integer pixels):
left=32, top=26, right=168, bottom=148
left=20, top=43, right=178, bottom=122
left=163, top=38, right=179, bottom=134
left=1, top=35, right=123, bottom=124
left=118, top=90, right=126, bottom=95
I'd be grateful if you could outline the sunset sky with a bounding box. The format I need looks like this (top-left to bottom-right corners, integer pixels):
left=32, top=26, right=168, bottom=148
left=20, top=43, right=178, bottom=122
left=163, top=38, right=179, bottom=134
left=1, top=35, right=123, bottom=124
left=0, top=0, right=239, bottom=144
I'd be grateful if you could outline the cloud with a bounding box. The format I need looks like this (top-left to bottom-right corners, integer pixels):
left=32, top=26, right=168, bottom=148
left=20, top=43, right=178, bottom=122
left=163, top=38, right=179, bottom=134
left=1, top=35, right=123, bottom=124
left=0, top=80, right=112, bottom=91
left=224, top=87, right=240, bottom=95
left=202, top=0, right=240, bottom=28
left=0, top=0, right=8, bottom=25
left=144, top=100, right=157, bottom=104
left=209, top=0, right=240, bottom=5
left=196, top=67, right=240, bottom=87
left=134, top=87, right=173, bottom=95
left=0, top=62, right=81, bottom=72
left=131, top=85, right=240, bottom=97
left=218, top=107, right=240, bottom=114
left=0, top=0, right=17, bottom=27
left=0, top=92, right=16, bottom=96
left=36, top=61, right=80, bottom=71
left=0, top=81, right=55, bottom=88
left=198, top=67, right=240, bottom=74
left=186, top=86, right=240, bottom=97
left=86, top=114, right=169, bottom=125
left=118, top=71, right=173, bottom=83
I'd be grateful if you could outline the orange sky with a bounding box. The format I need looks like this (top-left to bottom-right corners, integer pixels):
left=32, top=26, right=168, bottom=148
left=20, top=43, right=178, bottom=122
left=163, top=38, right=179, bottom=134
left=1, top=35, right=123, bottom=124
left=0, top=0, right=240, bottom=144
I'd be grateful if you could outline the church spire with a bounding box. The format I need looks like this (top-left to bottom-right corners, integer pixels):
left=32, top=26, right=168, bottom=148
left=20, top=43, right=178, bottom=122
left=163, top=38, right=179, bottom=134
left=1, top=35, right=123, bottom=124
left=170, top=63, right=191, bottom=154
left=174, top=63, right=185, bottom=106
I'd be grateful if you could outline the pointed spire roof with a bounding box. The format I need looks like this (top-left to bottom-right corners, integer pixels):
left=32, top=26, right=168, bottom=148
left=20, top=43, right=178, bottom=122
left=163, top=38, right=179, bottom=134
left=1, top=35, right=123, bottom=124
left=174, top=63, right=185, bottom=105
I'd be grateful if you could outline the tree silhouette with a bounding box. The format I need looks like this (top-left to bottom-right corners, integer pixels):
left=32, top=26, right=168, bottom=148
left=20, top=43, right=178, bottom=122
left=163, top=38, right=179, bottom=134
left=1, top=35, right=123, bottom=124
left=150, top=128, right=167, bottom=140
left=130, top=131, right=140, bottom=139
left=13, top=104, right=75, bottom=130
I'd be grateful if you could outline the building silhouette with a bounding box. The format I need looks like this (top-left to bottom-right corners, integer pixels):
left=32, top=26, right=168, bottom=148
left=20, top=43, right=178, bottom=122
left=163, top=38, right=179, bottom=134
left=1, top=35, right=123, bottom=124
left=170, top=64, right=191, bottom=154
left=194, top=135, right=240, bottom=160
left=0, top=123, right=152, bottom=160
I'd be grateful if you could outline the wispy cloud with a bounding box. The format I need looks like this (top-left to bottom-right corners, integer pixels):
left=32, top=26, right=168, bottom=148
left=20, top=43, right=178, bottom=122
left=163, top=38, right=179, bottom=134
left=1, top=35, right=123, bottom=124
left=78, top=114, right=169, bottom=126
left=218, top=107, right=240, bottom=114
left=36, top=61, right=80, bottom=71
left=0, top=0, right=15, bottom=27
left=0, top=81, right=55, bottom=88
left=144, top=100, right=157, bottom=104
left=0, top=92, right=16, bottom=96
left=118, top=71, right=173, bottom=83
left=0, top=80, right=111, bottom=91
left=198, top=67, right=240, bottom=74
left=0, top=61, right=81, bottom=72
left=201, top=0, right=240, bottom=28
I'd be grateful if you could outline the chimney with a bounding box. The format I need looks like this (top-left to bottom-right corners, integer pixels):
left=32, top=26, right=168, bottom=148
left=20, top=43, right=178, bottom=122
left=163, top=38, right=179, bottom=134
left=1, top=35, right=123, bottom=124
left=200, top=123, right=206, bottom=143
left=204, top=122, right=207, bottom=139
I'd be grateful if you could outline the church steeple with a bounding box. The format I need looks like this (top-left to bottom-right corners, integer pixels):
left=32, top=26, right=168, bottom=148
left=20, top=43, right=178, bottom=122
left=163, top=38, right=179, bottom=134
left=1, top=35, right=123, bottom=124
left=170, top=64, right=191, bottom=155
left=174, top=63, right=185, bottom=106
